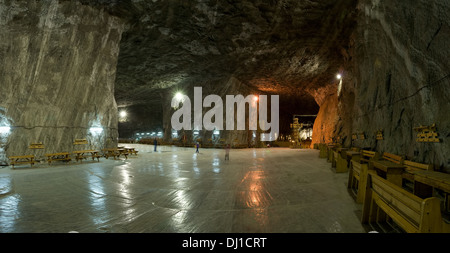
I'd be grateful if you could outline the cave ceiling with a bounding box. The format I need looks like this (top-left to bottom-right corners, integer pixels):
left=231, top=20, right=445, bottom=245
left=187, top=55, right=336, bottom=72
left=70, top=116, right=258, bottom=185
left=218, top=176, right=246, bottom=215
left=80, top=0, right=358, bottom=107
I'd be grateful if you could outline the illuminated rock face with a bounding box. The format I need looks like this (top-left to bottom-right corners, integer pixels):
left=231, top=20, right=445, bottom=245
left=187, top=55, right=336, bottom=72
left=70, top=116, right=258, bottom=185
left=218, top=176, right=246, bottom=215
left=335, top=0, right=450, bottom=171
left=0, top=1, right=124, bottom=163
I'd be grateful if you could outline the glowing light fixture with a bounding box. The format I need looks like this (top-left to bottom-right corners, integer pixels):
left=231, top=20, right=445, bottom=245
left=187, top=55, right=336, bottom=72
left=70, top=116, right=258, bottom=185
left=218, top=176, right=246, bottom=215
left=119, top=110, right=127, bottom=118
left=213, top=130, right=220, bottom=135
left=175, top=92, right=184, bottom=101
left=336, top=74, right=342, bottom=80
left=90, top=127, right=103, bottom=135
left=193, top=130, right=199, bottom=135
left=0, top=126, right=11, bottom=134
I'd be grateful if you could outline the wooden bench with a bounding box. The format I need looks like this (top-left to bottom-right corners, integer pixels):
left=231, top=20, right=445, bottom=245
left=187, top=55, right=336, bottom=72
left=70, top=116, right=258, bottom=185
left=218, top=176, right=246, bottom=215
left=318, top=143, right=328, bottom=158
left=327, top=144, right=339, bottom=163
left=372, top=152, right=405, bottom=186
left=362, top=170, right=442, bottom=233
left=401, top=160, right=433, bottom=194
left=9, top=155, right=36, bottom=169
left=347, top=150, right=379, bottom=203
left=347, top=159, right=370, bottom=203
left=333, top=148, right=348, bottom=173
left=359, top=150, right=380, bottom=166
left=45, top=152, right=71, bottom=164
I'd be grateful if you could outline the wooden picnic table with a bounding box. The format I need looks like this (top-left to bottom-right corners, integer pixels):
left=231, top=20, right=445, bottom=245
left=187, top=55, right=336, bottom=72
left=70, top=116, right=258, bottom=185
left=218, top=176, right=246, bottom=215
left=9, top=155, right=36, bottom=169
left=103, top=148, right=128, bottom=160
left=73, top=150, right=101, bottom=162
left=372, top=160, right=405, bottom=186
left=45, top=152, right=71, bottom=164
left=124, top=147, right=138, bottom=156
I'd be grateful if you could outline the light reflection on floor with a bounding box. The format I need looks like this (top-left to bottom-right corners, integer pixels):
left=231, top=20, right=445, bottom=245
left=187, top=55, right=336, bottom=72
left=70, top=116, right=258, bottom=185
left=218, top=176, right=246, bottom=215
left=0, top=144, right=365, bottom=233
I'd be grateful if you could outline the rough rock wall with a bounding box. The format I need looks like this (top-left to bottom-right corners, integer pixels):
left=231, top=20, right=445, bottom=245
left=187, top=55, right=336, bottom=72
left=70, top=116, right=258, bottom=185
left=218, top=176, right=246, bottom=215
left=0, top=1, right=124, bottom=163
left=310, top=84, right=339, bottom=147
left=338, top=0, right=450, bottom=171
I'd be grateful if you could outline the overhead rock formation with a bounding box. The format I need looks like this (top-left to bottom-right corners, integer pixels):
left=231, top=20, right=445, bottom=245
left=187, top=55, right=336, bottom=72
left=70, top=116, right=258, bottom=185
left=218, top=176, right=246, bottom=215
left=88, top=0, right=358, bottom=141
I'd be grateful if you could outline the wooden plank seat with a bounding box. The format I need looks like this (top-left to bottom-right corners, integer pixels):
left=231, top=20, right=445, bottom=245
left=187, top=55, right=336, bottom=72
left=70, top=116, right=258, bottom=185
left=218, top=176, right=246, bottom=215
left=362, top=170, right=442, bottom=233
left=73, top=150, right=101, bottom=162
left=347, top=159, right=370, bottom=203
left=9, top=155, right=36, bottom=169
left=45, top=152, right=71, bottom=164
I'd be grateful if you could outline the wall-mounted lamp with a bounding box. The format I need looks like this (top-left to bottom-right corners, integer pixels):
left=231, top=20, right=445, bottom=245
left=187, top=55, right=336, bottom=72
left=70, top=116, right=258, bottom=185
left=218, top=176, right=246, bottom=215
left=0, top=126, right=11, bottom=134
left=90, top=127, right=103, bottom=135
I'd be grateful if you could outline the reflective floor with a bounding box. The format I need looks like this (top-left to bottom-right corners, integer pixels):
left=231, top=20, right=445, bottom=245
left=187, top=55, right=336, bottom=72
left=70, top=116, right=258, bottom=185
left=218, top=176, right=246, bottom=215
left=0, top=145, right=366, bottom=233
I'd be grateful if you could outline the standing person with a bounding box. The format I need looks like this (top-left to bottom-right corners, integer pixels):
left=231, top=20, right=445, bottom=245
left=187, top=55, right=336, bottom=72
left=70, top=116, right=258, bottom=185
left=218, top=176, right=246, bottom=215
left=154, top=138, right=157, bottom=152
left=225, top=144, right=230, bottom=160
left=196, top=142, right=200, bottom=153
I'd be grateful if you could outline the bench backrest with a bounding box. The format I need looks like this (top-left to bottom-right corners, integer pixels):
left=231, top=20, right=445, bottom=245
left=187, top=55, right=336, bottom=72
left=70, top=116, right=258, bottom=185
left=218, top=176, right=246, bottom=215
left=361, top=150, right=377, bottom=158
left=404, top=160, right=433, bottom=172
left=360, top=150, right=379, bottom=163
left=382, top=152, right=403, bottom=164
left=9, top=155, right=35, bottom=159
left=367, top=171, right=441, bottom=232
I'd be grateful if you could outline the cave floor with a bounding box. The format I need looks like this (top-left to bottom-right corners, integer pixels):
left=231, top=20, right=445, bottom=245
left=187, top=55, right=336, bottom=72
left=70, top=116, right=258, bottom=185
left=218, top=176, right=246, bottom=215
left=0, top=144, right=366, bottom=233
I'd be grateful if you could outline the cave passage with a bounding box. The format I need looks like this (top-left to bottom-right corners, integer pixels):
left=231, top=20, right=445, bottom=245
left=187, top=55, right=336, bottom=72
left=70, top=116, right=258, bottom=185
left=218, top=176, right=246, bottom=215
left=1, top=0, right=450, bottom=237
